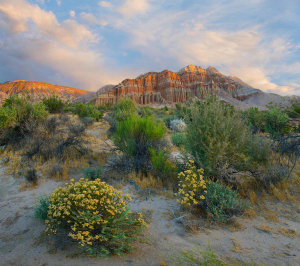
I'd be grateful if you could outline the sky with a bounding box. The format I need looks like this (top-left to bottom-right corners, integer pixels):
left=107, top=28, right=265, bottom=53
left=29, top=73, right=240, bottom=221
left=0, top=0, right=299, bottom=96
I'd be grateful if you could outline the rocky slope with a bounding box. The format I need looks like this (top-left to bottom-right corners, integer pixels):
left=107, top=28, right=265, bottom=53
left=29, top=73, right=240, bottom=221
left=96, top=65, right=261, bottom=106
left=0, top=80, right=89, bottom=102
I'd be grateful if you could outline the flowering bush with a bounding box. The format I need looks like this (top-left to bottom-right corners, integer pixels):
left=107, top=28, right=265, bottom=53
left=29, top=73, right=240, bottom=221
left=175, top=161, right=247, bottom=222
left=176, top=161, right=207, bottom=207
left=44, top=178, right=146, bottom=256
left=170, top=118, right=187, bottom=132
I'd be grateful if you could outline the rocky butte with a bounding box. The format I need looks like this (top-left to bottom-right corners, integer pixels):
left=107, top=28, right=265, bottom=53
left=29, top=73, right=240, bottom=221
left=95, top=65, right=261, bottom=106
left=0, top=80, right=89, bottom=103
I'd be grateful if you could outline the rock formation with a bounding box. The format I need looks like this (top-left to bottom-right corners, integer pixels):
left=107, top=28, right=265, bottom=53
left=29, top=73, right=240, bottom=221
left=0, top=80, right=89, bottom=102
left=96, top=65, right=261, bottom=105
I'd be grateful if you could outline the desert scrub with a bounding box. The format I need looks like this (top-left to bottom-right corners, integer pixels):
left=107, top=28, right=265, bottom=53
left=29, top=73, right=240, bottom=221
left=170, top=118, right=187, bottom=132
left=113, top=115, right=167, bottom=174
left=203, top=181, right=248, bottom=222
left=176, top=161, right=207, bottom=207
left=176, top=161, right=248, bottom=222
left=113, top=97, right=138, bottom=122
left=34, top=196, right=50, bottom=220
left=43, top=96, right=65, bottom=113
left=171, top=132, right=186, bottom=147
left=44, top=178, right=146, bottom=256
left=81, top=167, right=103, bottom=180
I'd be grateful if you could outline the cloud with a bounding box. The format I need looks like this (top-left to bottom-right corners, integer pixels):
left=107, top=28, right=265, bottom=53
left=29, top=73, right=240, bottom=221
left=56, top=0, right=61, bottom=6
left=118, top=0, right=150, bottom=17
left=80, top=12, right=108, bottom=26
left=98, top=1, right=112, bottom=8
left=69, top=10, right=75, bottom=18
left=0, top=0, right=115, bottom=90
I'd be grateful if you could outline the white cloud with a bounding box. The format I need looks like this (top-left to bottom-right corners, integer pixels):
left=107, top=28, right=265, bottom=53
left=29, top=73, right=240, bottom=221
left=98, top=1, right=112, bottom=8
left=0, top=0, right=115, bottom=90
left=118, top=0, right=150, bottom=17
left=80, top=12, right=108, bottom=26
left=69, top=10, right=75, bottom=18
left=56, top=0, right=61, bottom=6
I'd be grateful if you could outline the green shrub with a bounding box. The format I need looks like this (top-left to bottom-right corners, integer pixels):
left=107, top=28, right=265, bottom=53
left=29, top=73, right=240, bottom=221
left=43, top=178, right=146, bottom=256
left=113, top=98, right=137, bottom=122
left=264, top=107, right=291, bottom=138
left=172, top=245, right=225, bottom=266
left=184, top=97, right=253, bottom=176
left=0, top=95, right=48, bottom=143
left=204, top=181, right=248, bottom=222
left=171, top=132, right=186, bottom=147
left=243, top=107, right=266, bottom=133
left=34, top=196, right=50, bottom=220
left=72, top=103, right=103, bottom=121
left=82, top=167, right=103, bottom=180
left=150, top=148, right=176, bottom=183
left=113, top=115, right=167, bottom=174
left=42, top=96, right=65, bottom=113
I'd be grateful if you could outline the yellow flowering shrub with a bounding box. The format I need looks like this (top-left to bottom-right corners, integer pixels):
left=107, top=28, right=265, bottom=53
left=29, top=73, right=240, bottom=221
left=45, top=178, right=146, bottom=256
left=176, top=160, right=207, bottom=207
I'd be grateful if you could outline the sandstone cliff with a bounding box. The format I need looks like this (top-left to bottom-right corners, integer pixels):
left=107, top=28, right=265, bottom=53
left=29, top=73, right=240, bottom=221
left=96, top=65, right=261, bottom=106
left=0, top=80, right=89, bottom=102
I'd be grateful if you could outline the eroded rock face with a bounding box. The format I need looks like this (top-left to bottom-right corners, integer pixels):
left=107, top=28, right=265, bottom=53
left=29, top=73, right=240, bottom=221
left=0, top=80, right=89, bottom=102
left=96, top=65, right=261, bottom=105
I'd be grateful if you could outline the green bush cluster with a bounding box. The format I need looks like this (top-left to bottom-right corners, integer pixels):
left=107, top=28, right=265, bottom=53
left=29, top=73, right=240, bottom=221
left=184, top=97, right=268, bottom=176
left=113, top=115, right=167, bottom=174
left=203, top=181, right=248, bottom=222
left=171, top=132, right=186, bottom=147
left=82, top=167, right=103, bottom=180
left=42, top=96, right=65, bottom=113
left=243, top=107, right=291, bottom=138
left=113, top=98, right=138, bottom=122
left=0, top=95, right=48, bottom=143
left=71, top=103, right=103, bottom=121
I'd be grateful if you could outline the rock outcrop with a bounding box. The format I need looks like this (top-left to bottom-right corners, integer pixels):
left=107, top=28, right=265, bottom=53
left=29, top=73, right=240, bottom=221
left=0, top=80, right=89, bottom=102
left=96, top=65, right=261, bottom=105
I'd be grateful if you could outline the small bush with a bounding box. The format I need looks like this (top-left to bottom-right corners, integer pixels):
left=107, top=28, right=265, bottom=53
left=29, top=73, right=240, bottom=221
left=172, top=245, right=225, bottom=266
left=113, top=98, right=138, bottom=122
left=150, top=148, right=176, bottom=183
left=34, top=196, right=50, bottom=220
left=82, top=167, right=103, bottom=180
left=265, top=107, right=291, bottom=138
left=44, top=178, right=146, bottom=256
left=0, top=95, right=48, bottom=143
left=72, top=103, right=103, bottom=121
left=204, top=181, right=247, bottom=222
left=43, top=96, right=65, bottom=113
left=176, top=161, right=207, bottom=207
left=171, top=132, right=186, bottom=147
left=24, top=168, right=38, bottom=183
left=170, top=118, right=187, bottom=132
left=175, top=161, right=247, bottom=222
left=113, top=115, right=167, bottom=174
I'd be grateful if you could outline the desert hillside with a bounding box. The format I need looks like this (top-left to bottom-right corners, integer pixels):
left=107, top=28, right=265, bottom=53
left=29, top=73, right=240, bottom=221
left=0, top=80, right=89, bottom=102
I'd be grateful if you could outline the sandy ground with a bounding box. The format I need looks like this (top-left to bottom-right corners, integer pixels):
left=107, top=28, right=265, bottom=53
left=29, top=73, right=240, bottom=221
left=0, top=120, right=299, bottom=265
left=0, top=167, right=299, bottom=266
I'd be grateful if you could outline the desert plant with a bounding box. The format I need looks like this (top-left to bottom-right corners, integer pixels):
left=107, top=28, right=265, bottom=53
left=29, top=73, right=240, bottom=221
left=170, top=118, right=187, bottom=132
left=34, top=196, right=50, bottom=220
left=42, top=96, right=65, bottom=113
left=172, top=245, right=225, bottom=266
left=24, top=168, right=38, bottom=183
left=113, top=115, right=167, bottom=174
left=171, top=132, right=186, bottom=147
left=176, top=161, right=207, bottom=208
left=184, top=97, right=253, bottom=176
left=72, top=103, right=103, bottom=121
left=204, top=181, right=248, bottom=222
left=113, top=97, right=138, bottom=122
left=82, top=167, right=103, bottom=180
left=44, top=178, right=146, bottom=256
left=150, top=148, right=176, bottom=183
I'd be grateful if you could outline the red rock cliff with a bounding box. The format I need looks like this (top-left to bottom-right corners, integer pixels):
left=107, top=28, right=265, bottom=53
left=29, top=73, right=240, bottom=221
left=96, top=65, right=260, bottom=105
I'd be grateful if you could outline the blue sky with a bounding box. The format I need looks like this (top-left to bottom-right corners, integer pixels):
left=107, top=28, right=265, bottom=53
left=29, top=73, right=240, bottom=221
left=0, top=0, right=299, bottom=95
